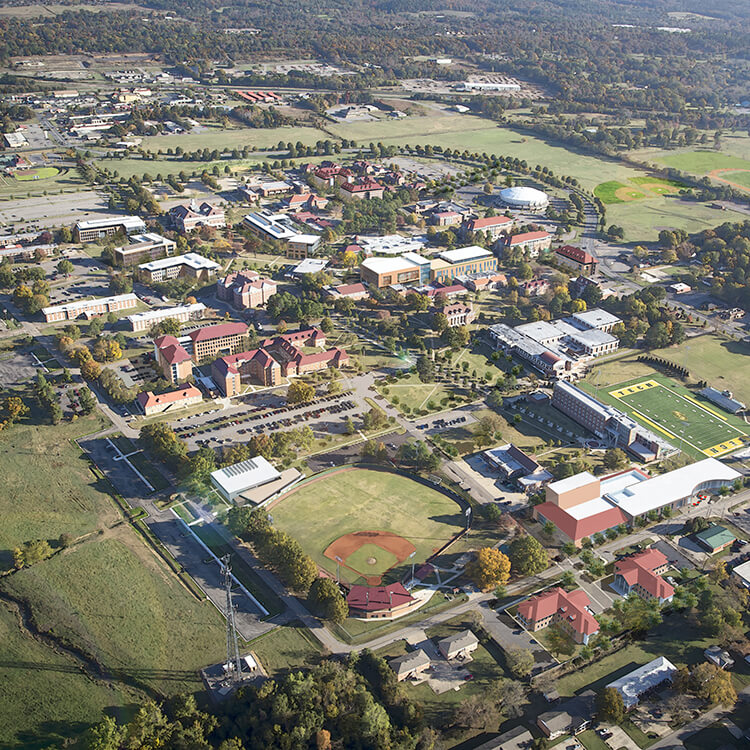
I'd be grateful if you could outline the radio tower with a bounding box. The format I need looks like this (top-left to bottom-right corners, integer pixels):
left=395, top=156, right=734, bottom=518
left=221, top=554, right=242, bottom=685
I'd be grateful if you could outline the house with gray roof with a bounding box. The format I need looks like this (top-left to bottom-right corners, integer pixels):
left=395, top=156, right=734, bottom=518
left=389, top=649, right=430, bottom=681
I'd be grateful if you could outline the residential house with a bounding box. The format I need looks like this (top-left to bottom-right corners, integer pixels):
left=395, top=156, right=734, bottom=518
left=389, top=650, right=431, bottom=681
left=606, top=657, right=676, bottom=708
left=537, top=691, right=596, bottom=738
left=704, top=646, right=735, bottom=669
left=437, top=630, right=479, bottom=660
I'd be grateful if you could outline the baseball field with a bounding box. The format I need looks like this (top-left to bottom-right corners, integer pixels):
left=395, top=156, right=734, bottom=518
left=269, top=467, right=465, bottom=585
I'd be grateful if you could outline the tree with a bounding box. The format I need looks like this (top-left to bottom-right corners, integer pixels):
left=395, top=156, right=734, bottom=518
left=78, top=387, right=97, bottom=415
left=505, top=648, right=534, bottom=678
left=432, top=311, right=448, bottom=333
left=310, top=578, right=349, bottom=623
left=602, top=448, right=628, bottom=471
left=151, top=317, right=181, bottom=337
left=415, top=355, right=435, bottom=383
left=2, top=396, right=28, bottom=426
left=467, top=547, right=511, bottom=591
left=508, top=534, right=549, bottom=576
left=80, top=357, right=101, bottom=381
left=344, top=416, right=356, bottom=435
left=56, top=259, right=74, bottom=276
left=560, top=570, right=576, bottom=588
left=596, top=687, right=626, bottom=724
left=13, top=539, right=53, bottom=569
left=492, top=678, right=529, bottom=718
left=189, top=446, right=217, bottom=481
left=287, top=379, right=315, bottom=404
left=692, top=662, right=737, bottom=706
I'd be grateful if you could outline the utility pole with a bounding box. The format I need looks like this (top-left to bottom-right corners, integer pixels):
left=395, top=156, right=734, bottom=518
left=221, top=554, right=242, bottom=685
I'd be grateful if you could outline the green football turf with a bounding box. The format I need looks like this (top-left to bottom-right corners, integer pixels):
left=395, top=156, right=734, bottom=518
left=270, top=468, right=465, bottom=584
left=608, top=378, right=747, bottom=457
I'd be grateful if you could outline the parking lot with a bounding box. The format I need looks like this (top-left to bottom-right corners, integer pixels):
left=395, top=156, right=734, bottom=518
left=0, top=189, right=109, bottom=228
left=170, top=391, right=362, bottom=451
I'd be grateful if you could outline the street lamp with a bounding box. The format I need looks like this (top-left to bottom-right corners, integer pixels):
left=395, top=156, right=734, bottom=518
left=335, top=555, right=343, bottom=585
left=408, top=550, right=417, bottom=586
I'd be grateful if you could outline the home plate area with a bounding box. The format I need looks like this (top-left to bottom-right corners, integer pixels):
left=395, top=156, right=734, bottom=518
left=324, top=530, right=416, bottom=585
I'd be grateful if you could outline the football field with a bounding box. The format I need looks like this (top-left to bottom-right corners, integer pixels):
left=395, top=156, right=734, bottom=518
left=608, top=378, right=747, bottom=457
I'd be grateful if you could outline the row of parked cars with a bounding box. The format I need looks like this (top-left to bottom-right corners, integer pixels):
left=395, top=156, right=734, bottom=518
left=417, top=415, right=467, bottom=430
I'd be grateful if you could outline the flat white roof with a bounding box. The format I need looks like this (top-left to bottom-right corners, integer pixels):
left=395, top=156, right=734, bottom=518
left=358, top=234, right=425, bottom=255
left=138, top=252, right=220, bottom=272
left=605, top=458, right=741, bottom=517
left=361, top=256, right=420, bottom=274
left=548, top=471, right=598, bottom=496
left=600, top=469, right=648, bottom=495
left=127, top=302, right=205, bottom=324
left=401, top=251, right=431, bottom=266
left=572, top=308, right=621, bottom=329
left=733, top=559, right=750, bottom=584
left=566, top=496, right=617, bottom=520
left=289, top=233, right=321, bottom=245
left=120, top=232, right=175, bottom=248
left=607, top=657, right=676, bottom=708
left=243, top=212, right=296, bottom=240
left=43, top=292, right=138, bottom=316
left=210, top=456, right=281, bottom=496
left=291, top=258, right=329, bottom=274
left=516, top=320, right=563, bottom=343
left=438, top=245, right=493, bottom=264
left=76, top=215, right=146, bottom=231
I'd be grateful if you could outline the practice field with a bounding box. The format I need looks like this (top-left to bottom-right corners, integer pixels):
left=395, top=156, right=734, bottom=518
left=604, top=376, right=747, bottom=458
left=594, top=177, right=684, bottom=205
left=12, top=166, right=60, bottom=181
left=270, top=468, right=465, bottom=585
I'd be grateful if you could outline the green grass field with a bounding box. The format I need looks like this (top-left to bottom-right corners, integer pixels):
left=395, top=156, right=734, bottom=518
left=270, top=468, right=465, bottom=584
left=655, top=150, right=750, bottom=175
left=141, top=125, right=326, bottom=153
left=0, top=166, right=85, bottom=199
left=0, top=602, right=136, bottom=749
left=581, top=373, right=747, bottom=458
left=3, top=533, right=226, bottom=697
left=0, top=413, right=117, bottom=570
left=723, top=169, right=750, bottom=188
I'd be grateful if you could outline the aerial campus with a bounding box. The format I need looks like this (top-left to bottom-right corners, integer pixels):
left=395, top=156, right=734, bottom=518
left=3, top=3, right=750, bottom=750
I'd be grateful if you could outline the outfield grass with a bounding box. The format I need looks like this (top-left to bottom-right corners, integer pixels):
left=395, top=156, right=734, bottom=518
left=0, top=602, right=136, bottom=749
left=722, top=169, right=750, bottom=189
left=579, top=373, right=747, bottom=459
left=270, top=468, right=464, bottom=584
left=3, top=533, right=226, bottom=697
left=655, top=150, right=750, bottom=175
left=0, top=413, right=117, bottom=571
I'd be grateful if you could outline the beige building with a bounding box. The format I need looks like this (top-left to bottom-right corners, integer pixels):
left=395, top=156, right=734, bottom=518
left=136, top=385, right=202, bottom=416
left=42, top=293, right=139, bottom=323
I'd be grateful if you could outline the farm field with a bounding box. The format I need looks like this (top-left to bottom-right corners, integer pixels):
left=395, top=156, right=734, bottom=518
left=0, top=602, right=136, bottom=749
left=2, top=531, right=226, bottom=697
left=269, top=468, right=465, bottom=585
left=580, top=373, right=748, bottom=459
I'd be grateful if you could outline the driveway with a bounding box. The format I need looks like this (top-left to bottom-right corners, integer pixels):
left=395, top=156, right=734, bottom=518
left=478, top=601, right=555, bottom=673
left=576, top=577, right=619, bottom=614
left=605, top=725, right=640, bottom=750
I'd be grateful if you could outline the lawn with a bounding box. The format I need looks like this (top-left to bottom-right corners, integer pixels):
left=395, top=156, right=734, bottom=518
left=269, top=468, right=465, bottom=584
left=2, top=532, right=226, bottom=697
left=0, top=602, right=136, bottom=749
left=597, top=374, right=748, bottom=458
left=248, top=623, right=323, bottom=678
left=655, top=150, right=750, bottom=176
left=0, top=412, right=117, bottom=571
left=556, top=616, right=724, bottom=699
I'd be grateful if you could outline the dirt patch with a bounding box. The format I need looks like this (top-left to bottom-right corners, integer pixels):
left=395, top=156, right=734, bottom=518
left=708, top=168, right=750, bottom=194
left=614, top=186, right=646, bottom=202
left=324, top=530, right=415, bottom=585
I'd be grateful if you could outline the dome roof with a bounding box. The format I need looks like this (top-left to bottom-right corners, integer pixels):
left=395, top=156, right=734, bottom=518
left=499, top=186, right=549, bottom=206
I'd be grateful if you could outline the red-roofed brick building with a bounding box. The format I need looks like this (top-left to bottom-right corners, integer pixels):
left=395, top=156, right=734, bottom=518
left=346, top=583, right=418, bottom=619
left=441, top=301, right=475, bottom=327
left=153, top=334, right=193, bottom=383
left=554, top=245, right=598, bottom=275
left=339, top=179, right=384, bottom=201
left=505, top=230, right=552, bottom=258
left=326, top=282, right=369, bottom=301
left=217, top=270, right=278, bottom=310
left=136, top=384, right=202, bottom=416
left=613, top=549, right=674, bottom=604
left=517, top=587, right=600, bottom=644
left=463, top=214, right=514, bottom=238
left=189, top=322, right=248, bottom=362
left=534, top=501, right=628, bottom=547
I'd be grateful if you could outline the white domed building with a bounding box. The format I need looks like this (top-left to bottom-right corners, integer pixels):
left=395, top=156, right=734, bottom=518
left=498, top=185, right=549, bottom=212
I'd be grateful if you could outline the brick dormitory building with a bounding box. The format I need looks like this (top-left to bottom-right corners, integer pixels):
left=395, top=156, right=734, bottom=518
left=211, top=327, right=348, bottom=395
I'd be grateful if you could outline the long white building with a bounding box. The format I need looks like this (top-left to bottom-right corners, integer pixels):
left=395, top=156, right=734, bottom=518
left=42, top=293, right=139, bottom=322
left=127, top=302, right=206, bottom=332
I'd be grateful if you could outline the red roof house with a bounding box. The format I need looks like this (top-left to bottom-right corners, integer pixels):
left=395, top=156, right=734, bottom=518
left=346, top=583, right=417, bottom=619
